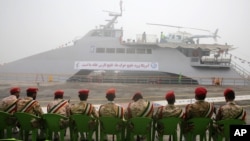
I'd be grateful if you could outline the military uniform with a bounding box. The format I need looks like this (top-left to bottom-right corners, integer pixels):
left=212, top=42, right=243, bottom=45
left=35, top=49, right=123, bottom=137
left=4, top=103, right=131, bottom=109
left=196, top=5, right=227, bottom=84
left=0, top=87, right=20, bottom=114
left=155, top=104, right=183, bottom=119
left=70, top=101, right=98, bottom=118
left=185, top=100, right=214, bottom=119
left=154, top=91, right=183, bottom=119
left=47, top=90, right=70, bottom=117
left=216, top=101, right=246, bottom=120
left=99, top=101, right=124, bottom=119
left=216, top=88, right=246, bottom=121
left=0, top=95, right=18, bottom=114
left=212, top=88, right=246, bottom=140
left=184, top=87, right=214, bottom=120
left=99, top=88, right=124, bottom=119
left=125, top=98, right=154, bottom=119
left=17, top=97, right=43, bottom=116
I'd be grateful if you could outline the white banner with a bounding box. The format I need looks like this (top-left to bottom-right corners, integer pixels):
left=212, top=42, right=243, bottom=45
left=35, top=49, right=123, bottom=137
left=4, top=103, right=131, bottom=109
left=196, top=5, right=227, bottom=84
left=74, top=61, right=159, bottom=71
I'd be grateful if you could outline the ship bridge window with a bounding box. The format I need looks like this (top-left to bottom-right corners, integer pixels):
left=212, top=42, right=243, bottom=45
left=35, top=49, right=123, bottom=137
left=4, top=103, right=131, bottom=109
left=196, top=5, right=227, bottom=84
left=126, top=48, right=135, bottom=54
left=176, top=35, right=182, bottom=40
left=136, top=48, right=146, bottom=54
left=171, top=35, right=175, bottom=39
left=96, top=48, right=105, bottom=53
left=91, top=31, right=101, bottom=36
left=106, top=48, right=115, bottom=53
left=116, top=48, right=125, bottom=53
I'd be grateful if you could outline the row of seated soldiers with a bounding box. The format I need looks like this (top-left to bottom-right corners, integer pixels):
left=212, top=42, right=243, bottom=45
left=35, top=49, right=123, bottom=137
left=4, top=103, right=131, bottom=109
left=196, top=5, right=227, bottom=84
left=0, top=86, right=247, bottom=140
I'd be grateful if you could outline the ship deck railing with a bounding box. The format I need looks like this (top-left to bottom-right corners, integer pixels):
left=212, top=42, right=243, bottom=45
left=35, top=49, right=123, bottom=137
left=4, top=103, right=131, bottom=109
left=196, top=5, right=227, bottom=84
left=0, top=73, right=249, bottom=86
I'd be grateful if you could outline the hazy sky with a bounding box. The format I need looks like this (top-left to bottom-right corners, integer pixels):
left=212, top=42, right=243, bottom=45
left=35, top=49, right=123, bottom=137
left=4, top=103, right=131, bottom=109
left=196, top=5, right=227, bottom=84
left=0, top=0, right=250, bottom=70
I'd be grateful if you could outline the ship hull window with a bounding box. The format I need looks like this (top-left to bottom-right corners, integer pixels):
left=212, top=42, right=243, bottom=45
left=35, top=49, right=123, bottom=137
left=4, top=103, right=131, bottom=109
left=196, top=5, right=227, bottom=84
left=116, top=48, right=125, bottom=53
left=126, top=48, right=136, bottom=54
left=96, top=48, right=105, bottom=53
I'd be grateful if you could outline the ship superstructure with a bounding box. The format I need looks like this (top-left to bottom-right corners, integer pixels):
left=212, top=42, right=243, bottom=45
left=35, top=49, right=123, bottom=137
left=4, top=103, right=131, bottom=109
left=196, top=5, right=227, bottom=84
left=0, top=5, right=248, bottom=85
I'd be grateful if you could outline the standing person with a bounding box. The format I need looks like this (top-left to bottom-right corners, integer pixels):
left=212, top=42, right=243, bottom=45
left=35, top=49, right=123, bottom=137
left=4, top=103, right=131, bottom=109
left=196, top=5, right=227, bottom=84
left=125, top=92, right=154, bottom=119
left=160, top=32, right=165, bottom=43
left=154, top=91, right=183, bottom=120
left=142, top=32, right=146, bottom=43
left=99, top=88, right=124, bottom=119
left=70, top=89, right=98, bottom=118
left=184, top=86, right=215, bottom=120
left=0, top=87, right=21, bottom=114
left=216, top=88, right=246, bottom=121
left=16, top=87, right=43, bottom=116
left=47, top=90, right=70, bottom=117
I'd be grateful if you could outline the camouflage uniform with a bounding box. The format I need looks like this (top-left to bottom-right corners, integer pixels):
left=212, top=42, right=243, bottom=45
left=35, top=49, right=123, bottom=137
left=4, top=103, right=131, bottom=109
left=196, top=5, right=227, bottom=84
left=125, top=99, right=154, bottom=119
left=216, top=101, right=246, bottom=121
left=16, top=97, right=43, bottom=116
left=99, top=101, right=124, bottom=119
left=0, top=95, right=19, bottom=114
left=70, top=101, right=98, bottom=118
left=185, top=100, right=214, bottom=119
left=47, top=99, right=70, bottom=117
left=154, top=104, right=183, bottom=119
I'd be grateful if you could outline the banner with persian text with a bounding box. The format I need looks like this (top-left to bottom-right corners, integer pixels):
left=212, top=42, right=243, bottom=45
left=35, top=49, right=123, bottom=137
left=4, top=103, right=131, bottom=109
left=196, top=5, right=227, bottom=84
left=74, top=61, right=159, bottom=71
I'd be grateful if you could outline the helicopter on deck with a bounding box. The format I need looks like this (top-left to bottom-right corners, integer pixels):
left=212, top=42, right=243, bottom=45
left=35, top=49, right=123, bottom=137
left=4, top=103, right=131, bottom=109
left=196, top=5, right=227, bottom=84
left=147, top=23, right=219, bottom=44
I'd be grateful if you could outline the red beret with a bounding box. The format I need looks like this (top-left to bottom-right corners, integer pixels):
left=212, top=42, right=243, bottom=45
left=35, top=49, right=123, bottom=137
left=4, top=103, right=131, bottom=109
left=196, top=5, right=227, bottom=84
left=224, top=88, right=233, bottom=96
left=165, top=91, right=175, bottom=100
left=195, top=86, right=207, bottom=96
left=54, top=90, right=64, bottom=96
left=10, top=87, right=20, bottom=94
left=26, top=87, right=38, bottom=93
left=78, top=89, right=89, bottom=95
left=106, top=88, right=116, bottom=95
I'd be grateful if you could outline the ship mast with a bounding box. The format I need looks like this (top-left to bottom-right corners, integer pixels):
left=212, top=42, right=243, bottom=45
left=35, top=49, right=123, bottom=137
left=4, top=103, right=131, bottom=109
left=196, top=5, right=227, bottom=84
left=102, top=0, right=123, bottom=30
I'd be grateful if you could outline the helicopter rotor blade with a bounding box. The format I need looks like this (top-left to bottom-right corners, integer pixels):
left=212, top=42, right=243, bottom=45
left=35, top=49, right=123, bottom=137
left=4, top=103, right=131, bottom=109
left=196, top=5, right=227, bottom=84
left=147, top=23, right=183, bottom=29
left=146, top=23, right=210, bottom=32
